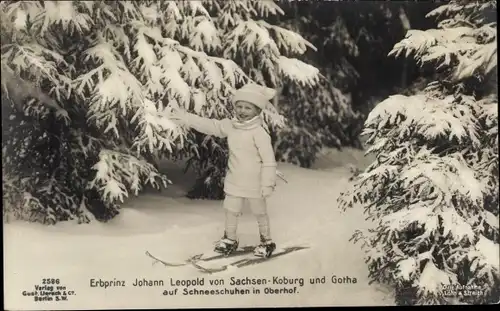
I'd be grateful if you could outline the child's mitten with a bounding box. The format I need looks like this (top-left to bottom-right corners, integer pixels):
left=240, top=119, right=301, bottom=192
left=261, top=186, right=274, bottom=198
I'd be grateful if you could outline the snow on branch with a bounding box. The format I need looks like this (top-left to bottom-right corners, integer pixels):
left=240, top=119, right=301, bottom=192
left=248, top=0, right=284, bottom=17
left=189, top=18, right=221, bottom=52
left=178, top=1, right=211, bottom=17
left=380, top=203, right=436, bottom=233
left=400, top=149, right=484, bottom=206
left=390, top=19, right=496, bottom=81
left=478, top=97, right=499, bottom=127
left=454, top=41, right=497, bottom=80
left=139, top=3, right=161, bottom=24
left=159, top=1, right=220, bottom=52
left=467, top=235, right=500, bottom=295
left=3, top=42, right=68, bottom=87
left=89, top=149, right=170, bottom=204
left=81, top=40, right=125, bottom=70
left=131, top=30, right=157, bottom=76
left=278, top=56, right=320, bottom=86
left=426, top=1, right=497, bottom=24
left=389, top=27, right=472, bottom=59
left=117, top=1, right=142, bottom=22
left=0, top=1, right=43, bottom=33
left=31, top=1, right=93, bottom=36
left=418, top=261, right=457, bottom=297
left=366, top=94, right=481, bottom=147
left=176, top=44, right=250, bottom=86
left=1, top=60, right=70, bottom=123
left=226, top=20, right=277, bottom=55
left=345, top=147, right=487, bottom=230
left=77, top=37, right=144, bottom=101
left=132, top=98, right=181, bottom=154
left=101, top=25, right=131, bottom=58
left=158, top=45, right=183, bottom=71
left=258, top=20, right=317, bottom=55
left=469, top=235, right=500, bottom=273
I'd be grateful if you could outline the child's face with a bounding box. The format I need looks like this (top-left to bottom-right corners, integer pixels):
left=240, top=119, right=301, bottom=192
left=234, top=101, right=261, bottom=121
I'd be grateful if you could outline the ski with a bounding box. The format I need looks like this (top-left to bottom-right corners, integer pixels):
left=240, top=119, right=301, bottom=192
left=190, top=246, right=256, bottom=262
left=145, top=251, right=188, bottom=267
left=190, top=246, right=309, bottom=274
left=146, top=246, right=256, bottom=269
left=235, top=246, right=309, bottom=268
left=189, top=260, right=229, bottom=274
left=185, top=246, right=257, bottom=274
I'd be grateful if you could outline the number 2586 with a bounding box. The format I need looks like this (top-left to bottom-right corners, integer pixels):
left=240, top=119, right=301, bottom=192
left=42, top=278, right=60, bottom=284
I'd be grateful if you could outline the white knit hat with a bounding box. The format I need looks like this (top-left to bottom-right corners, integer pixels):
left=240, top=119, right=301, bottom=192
left=232, top=83, right=277, bottom=110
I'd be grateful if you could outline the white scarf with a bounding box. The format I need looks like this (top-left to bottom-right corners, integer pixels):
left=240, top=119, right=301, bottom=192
left=232, top=115, right=262, bottom=130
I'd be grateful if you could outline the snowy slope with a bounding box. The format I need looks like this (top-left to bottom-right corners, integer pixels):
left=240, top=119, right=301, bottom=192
left=3, top=147, right=394, bottom=309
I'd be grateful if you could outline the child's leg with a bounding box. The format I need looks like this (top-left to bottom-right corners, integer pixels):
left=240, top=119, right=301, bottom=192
left=247, top=198, right=271, bottom=241
left=224, top=209, right=239, bottom=240
left=248, top=198, right=276, bottom=257
left=222, top=195, right=244, bottom=240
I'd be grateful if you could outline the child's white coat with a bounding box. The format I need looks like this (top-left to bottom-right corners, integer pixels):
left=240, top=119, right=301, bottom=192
left=182, top=112, right=277, bottom=198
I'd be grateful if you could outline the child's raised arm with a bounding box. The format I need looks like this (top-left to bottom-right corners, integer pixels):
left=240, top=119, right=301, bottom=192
left=168, top=108, right=231, bottom=138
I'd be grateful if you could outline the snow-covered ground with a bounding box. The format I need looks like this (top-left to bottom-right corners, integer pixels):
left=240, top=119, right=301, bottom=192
left=4, top=147, right=395, bottom=309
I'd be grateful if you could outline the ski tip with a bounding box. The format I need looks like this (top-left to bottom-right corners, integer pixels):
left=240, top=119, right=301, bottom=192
left=282, top=245, right=310, bottom=251
left=191, top=253, right=204, bottom=260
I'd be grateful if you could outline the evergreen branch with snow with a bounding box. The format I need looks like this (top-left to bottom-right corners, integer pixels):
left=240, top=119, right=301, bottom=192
left=338, top=0, right=499, bottom=305
left=2, top=0, right=321, bottom=218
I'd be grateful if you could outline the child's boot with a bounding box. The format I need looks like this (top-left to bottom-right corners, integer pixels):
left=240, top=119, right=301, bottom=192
left=214, top=233, right=239, bottom=255
left=254, top=235, right=276, bottom=258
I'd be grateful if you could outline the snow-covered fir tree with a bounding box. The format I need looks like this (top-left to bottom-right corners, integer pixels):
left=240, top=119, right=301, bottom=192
left=269, top=1, right=438, bottom=168
left=338, top=0, right=498, bottom=305
left=1, top=1, right=319, bottom=222
left=270, top=2, right=363, bottom=168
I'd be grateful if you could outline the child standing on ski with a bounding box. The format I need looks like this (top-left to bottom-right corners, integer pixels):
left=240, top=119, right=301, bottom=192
left=169, top=83, right=278, bottom=258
